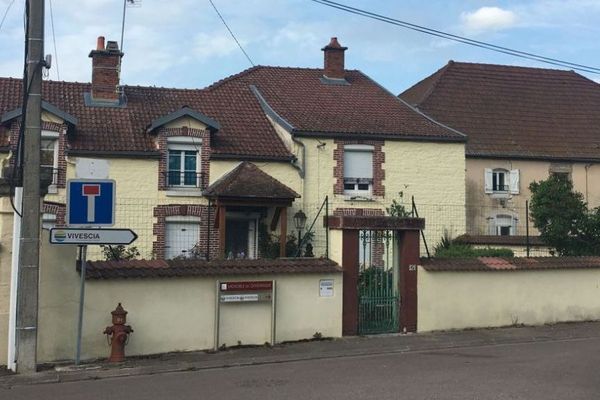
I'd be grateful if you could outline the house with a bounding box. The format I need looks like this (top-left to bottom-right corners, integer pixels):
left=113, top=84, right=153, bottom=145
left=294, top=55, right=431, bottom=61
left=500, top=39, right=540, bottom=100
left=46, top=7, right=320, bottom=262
left=0, top=37, right=467, bottom=261
left=401, top=61, right=600, bottom=250
left=0, top=37, right=468, bottom=364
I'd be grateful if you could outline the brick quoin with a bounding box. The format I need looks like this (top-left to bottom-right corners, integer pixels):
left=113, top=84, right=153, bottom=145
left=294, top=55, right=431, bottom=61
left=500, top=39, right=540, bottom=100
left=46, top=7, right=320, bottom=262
left=333, top=139, right=385, bottom=197
left=152, top=204, right=219, bottom=260
left=156, top=127, right=211, bottom=191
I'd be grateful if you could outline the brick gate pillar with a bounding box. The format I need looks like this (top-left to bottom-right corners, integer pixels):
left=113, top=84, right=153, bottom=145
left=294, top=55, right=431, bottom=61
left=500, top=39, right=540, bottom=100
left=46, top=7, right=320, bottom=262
left=341, top=229, right=359, bottom=335
left=398, top=230, right=419, bottom=332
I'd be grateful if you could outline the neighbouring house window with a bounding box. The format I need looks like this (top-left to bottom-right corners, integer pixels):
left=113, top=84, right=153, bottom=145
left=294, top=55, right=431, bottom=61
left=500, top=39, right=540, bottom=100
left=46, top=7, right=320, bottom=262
left=344, top=145, right=373, bottom=198
left=490, top=214, right=517, bottom=236
left=165, top=216, right=201, bottom=259
left=484, top=168, right=519, bottom=195
left=549, top=163, right=572, bottom=181
left=41, top=131, right=59, bottom=186
left=166, top=137, right=201, bottom=188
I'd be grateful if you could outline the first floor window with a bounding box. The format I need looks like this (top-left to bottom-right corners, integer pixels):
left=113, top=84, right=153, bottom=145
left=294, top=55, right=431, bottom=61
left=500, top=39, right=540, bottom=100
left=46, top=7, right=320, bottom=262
left=41, top=135, right=58, bottom=185
left=484, top=168, right=519, bottom=195
left=168, top=148, right=199, bottom=187
left=343, top=146, right=373, bottom=197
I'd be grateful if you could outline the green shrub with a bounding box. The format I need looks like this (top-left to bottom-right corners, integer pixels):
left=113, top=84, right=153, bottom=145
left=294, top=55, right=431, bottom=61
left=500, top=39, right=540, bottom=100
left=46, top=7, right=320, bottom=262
left=435, top=243, right=513, bottom=258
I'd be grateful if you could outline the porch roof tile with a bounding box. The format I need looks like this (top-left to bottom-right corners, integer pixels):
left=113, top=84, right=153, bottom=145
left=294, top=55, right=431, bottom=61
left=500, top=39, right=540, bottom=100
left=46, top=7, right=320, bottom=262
left=84, top=257, right=341, bottom=279
left=203, top=161, right=300, bottom=200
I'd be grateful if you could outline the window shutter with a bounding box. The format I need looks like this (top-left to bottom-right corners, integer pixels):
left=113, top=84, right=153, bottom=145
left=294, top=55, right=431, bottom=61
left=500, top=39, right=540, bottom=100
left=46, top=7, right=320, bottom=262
left=484, top=168, right=493, bottom=193
left=344, top=150, right=373, bottom=179
left=509, top=169, right=520, bottom=194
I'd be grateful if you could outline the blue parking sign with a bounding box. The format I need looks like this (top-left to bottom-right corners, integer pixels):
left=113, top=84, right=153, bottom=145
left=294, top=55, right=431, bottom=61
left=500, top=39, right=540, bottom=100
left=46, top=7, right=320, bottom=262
left=67, top=179, right=116, bottom=227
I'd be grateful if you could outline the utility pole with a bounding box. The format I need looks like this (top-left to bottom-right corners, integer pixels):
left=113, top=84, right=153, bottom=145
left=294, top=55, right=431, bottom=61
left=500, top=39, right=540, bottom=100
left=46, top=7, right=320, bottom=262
left=16, top=0, right=44, bottom=373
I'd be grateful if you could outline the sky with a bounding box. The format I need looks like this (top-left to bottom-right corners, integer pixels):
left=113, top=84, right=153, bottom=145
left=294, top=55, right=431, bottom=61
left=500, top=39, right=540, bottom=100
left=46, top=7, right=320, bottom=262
left=1, top=0, right=600, bottom=94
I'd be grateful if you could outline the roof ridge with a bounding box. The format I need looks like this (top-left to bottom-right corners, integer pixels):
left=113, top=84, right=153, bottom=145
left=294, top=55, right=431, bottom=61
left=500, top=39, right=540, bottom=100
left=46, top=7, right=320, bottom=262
left=359, top=70, right=467, bottom=140
left=447, top=60, right=582, bottom=75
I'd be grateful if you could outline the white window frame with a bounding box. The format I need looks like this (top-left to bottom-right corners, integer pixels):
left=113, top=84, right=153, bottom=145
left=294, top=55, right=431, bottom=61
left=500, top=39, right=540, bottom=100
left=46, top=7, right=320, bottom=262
left=491, top=214, right=518, bottom=236
left=485, top=168, right=519, bottom=196
left=164, top=216, right=202, bottom=259
left=41, top=131, right=59, bottom=191
left=343, top=145, right=374, bottom=199
left=166, top=137, right=202, bottom=189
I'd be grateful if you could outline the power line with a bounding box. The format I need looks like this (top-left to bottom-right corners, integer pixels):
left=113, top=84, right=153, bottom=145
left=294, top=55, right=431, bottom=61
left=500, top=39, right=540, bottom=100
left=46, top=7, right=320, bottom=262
left=0, top=0, right=16, bottom=33
left=48, top=0, right=59, bottom=80
left=208, top=0, right=254, bottom=66
left=311, top=0, right=600, bottom=74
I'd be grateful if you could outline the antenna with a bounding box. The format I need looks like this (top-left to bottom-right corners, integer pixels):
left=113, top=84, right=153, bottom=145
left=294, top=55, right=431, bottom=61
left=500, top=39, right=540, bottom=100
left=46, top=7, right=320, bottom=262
left=120, top=0, right=142, bottom=52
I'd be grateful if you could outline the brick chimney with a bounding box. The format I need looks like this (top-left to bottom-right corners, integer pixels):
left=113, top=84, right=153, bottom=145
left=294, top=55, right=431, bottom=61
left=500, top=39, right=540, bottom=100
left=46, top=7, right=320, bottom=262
left=88, top=36, right=123, bottom=103
left=321, top=37, right=347, bottom=80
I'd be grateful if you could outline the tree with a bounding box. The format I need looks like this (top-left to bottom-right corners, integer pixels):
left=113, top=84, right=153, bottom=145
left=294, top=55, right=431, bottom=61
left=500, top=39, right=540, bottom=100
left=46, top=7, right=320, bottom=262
left=529, top=175, right=600, bottom=255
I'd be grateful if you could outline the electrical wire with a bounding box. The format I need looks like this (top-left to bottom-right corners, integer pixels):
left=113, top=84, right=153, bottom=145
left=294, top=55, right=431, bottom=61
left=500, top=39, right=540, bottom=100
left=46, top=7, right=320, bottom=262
left=0, top=0, right=16, bottom=33
left=48, top=0, right=59, bottom=80
left=208, top=0, right=255, bottom=66
left=311, top=0, right=600, bottom=74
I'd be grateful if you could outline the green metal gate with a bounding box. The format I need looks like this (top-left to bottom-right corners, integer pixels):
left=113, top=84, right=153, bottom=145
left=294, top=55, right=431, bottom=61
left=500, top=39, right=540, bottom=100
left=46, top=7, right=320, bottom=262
left=358, top=230, right=399, bottom=335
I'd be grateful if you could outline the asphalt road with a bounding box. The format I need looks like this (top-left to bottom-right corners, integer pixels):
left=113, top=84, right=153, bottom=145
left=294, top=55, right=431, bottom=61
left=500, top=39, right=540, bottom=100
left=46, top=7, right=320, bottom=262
left=2, top=336, right=599, bottom=400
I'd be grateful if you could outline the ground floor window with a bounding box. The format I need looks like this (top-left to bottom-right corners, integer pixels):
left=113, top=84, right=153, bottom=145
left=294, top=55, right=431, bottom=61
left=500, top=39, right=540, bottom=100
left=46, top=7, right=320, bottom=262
left=165, top=217, right=201, bottom=259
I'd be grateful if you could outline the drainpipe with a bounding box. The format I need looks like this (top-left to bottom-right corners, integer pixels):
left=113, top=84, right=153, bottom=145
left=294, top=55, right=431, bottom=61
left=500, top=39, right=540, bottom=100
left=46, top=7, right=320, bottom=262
left=585, top=163, right=592, bottom=205
left=291, top=137, right=306, bottom=207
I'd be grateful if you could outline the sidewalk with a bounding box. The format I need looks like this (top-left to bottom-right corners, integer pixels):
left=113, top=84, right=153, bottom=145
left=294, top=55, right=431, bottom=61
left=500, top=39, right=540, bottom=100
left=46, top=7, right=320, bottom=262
left=2, top=321, right=600, bottom=388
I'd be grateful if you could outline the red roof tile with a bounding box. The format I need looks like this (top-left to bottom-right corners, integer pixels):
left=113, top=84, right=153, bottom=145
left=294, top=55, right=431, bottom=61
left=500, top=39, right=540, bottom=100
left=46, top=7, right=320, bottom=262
left=204, top=161, right=300, bottom=199
left=84, top=257, right=341, bottom=279
left=0, top=65, right=464, bottom=157
left=400, top=61, right=600, bottom=161
left=421, top=256, right=600, bottom=271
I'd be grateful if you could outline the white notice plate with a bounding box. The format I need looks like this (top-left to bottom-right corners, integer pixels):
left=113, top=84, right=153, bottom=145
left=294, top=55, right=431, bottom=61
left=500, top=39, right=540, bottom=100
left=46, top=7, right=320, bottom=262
left=220, top=294, right=260, bottom=303
left=320, top=279, right=334, bottom=297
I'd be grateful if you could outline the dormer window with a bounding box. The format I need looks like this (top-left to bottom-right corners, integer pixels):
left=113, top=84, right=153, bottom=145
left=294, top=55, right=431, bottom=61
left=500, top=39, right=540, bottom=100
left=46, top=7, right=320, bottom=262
left=166, top=137, right=202, bottom=188
left=41, top=130, right=59, bottom=192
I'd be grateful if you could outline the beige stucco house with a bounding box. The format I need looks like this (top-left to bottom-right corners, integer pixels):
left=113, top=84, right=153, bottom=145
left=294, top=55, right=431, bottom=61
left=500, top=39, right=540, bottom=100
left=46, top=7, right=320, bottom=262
left=401, top=61, right=600, bottom=249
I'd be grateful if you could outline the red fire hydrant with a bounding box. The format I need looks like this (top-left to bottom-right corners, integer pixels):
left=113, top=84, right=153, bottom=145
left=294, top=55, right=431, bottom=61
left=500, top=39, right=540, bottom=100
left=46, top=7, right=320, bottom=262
left=103, top=303, right=133, bottom=363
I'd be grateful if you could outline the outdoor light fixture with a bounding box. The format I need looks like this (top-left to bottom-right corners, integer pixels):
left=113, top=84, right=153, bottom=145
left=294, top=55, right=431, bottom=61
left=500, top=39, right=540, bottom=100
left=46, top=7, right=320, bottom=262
left=293, top=210, right=307, bottom=250
left=293, top=210, right=307, bottom=231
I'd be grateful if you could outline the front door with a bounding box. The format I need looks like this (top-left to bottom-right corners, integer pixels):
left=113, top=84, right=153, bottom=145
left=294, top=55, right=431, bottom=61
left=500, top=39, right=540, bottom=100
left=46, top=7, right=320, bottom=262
left=225, top=215, right=258, bottom=259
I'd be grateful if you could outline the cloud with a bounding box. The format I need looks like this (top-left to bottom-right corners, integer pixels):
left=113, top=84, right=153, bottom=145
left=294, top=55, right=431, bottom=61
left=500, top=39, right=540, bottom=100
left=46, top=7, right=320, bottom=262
left=461, top=6, right=518, bottom=34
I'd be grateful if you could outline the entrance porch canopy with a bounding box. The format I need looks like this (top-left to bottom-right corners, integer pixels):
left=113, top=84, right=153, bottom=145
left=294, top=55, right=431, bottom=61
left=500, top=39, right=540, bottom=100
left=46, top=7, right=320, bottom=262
left=203, top=162, right=300, bottom=257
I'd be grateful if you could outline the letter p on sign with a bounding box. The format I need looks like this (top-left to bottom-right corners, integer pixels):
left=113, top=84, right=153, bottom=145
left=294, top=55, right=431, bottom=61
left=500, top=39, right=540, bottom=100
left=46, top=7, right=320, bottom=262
left=82, top=184, right=101, bottom=223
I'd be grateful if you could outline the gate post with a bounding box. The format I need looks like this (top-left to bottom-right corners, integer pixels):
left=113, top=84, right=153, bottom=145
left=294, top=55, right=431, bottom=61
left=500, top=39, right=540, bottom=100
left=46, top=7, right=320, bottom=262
left=398, top=230, right=419, bottom=332
left=341, top=230, right=359, bottom=336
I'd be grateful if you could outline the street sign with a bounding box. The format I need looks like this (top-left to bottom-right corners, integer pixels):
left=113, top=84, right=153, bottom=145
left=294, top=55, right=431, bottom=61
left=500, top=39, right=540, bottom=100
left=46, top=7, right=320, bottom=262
left=49, top=228, right=138, bottom=245
left=67, top=179, right=116, bottom=227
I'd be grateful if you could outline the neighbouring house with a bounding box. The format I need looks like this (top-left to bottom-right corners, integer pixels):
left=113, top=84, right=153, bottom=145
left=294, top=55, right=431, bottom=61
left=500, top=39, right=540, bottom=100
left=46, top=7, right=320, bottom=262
left=0, top=37, right=466, bottom=364
left=401, top=61, right=600, bottom=252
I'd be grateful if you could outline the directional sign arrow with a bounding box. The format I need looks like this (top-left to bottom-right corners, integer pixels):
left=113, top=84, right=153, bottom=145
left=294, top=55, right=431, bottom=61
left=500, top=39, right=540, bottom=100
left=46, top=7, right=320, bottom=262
left=49, top=228, right=138, bottom=245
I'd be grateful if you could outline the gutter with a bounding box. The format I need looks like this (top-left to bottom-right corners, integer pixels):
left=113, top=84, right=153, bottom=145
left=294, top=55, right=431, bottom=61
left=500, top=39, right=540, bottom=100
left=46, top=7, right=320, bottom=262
left=66, top=149, right=161, bottom=159
left=293, top=130, right=466, bottom=143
